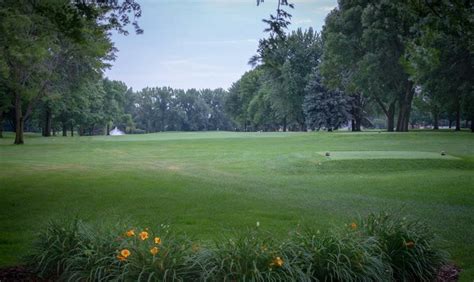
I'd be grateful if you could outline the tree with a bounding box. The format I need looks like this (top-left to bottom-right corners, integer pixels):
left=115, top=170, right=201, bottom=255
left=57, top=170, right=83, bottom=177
left=0, top=0, right=142, bottom=144
left=303, top=69, right=351, bottom=131
left=405, top=0, right=473, bottom=132
left=251, top=28, right=322, bottom=131
left=224, top=70, right=262, bottom=131
left=321, top=0, right=418, bottom=132
left=320, top=3, right=368, bottom=131
left=102, top=79, right=128, bottom=135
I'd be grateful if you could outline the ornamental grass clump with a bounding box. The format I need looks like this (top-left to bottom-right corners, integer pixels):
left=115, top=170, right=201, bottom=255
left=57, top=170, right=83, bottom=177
left=26, top=219, right=125, bottom=281
left=358, top=212, right=448, bottom=281
left=26, top=221, right=200, bottom=281
left=115, top=225, right=200, bottom=281
left=282, top=228, right=391, bottom=281
left=198, top=229, right=294, bottom=281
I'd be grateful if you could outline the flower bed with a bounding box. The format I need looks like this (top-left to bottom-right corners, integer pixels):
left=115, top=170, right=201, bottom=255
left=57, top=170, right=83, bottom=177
left=25, top=212, right=449, bottom=281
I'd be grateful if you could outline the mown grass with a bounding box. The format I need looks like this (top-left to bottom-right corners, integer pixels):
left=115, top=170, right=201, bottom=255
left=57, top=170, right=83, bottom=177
left=0, top=131, right=473, bottom=280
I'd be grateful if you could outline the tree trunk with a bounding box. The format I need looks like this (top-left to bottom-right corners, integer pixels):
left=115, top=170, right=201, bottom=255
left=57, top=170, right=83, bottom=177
left=106, top=122, right=110, bottom=136
left=387, top=102, right=395, bottom=132
left=0, top=111, right=4, bottom=138
left=62, top=123, right=67, bottom=136
left=455, top=97, right=461, bottom=131
left=43, top=107, right=52, bottom=137
left=282, top=116, right=287, bottom=132
left=299, top=121, right=306, bottom=132
left=396, top=83, right=414, bottom=132
left=14, top=92, right=24, bottom=144
left=70, top=124, right=74, bottom=137
left=351, top=93, right=362, bottom=131
left=353, top=116, right=361, bottom=131
left=433, top=111, right=439, bottom=130
left=374, top=97, right=396, bottom=132
left=471, top=117, right=474, bottom=132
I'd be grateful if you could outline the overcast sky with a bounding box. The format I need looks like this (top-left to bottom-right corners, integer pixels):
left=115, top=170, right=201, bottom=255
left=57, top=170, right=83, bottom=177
left=105, top=0, right=337, bottom=91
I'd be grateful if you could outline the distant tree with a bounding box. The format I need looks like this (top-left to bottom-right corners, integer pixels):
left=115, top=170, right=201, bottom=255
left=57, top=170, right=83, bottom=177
left=224, top=70, right=263, bottom=131
left=201, top=88, right=234, bottom=131
left=102, top=79, right=128, bottom=135
left=303, top=70, right=351, bottom=131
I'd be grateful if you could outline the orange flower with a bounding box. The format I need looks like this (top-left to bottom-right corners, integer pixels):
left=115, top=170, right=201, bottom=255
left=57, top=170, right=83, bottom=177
left=350, top=222, right=357, bottom=230
left=125, top=229, right=135, bottom=237
left=139, top=231, right=149, bottom=240
left=150, top=247, right=159, bottom=256
left=405, top=241, right=415, bottom=249
left=120, top=249, right=131, bottom=258
left=117, top=255, right=126, bottom=261
left=271, top=257, right=284, bottom=267
left=154, top=237, right=162, bottom=244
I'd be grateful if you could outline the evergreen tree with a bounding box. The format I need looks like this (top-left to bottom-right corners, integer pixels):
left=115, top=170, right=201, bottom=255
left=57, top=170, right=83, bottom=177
left=303, top=70, right=351, bottom=131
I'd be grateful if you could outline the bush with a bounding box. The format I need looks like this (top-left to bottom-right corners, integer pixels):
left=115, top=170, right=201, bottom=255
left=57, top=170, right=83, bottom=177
left=283, top=229, right=391, bottom=281
left=198, top=229, right=293, bottom=281
left=26, top=219, right=123, bottom=280
left=26, top=220, right=199, bottom=281
left=25, top=213, right=448, bottom=281
left=358, top=212, right=447, bottom=281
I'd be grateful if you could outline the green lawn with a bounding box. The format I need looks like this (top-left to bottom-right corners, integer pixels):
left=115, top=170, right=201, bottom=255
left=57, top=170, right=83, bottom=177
left=1, top=131, right=473, bottom=279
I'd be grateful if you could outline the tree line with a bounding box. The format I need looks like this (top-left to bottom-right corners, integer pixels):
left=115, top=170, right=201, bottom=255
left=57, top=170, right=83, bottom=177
left=0, top=0, right=472, bottom=144
left=228, top=0, right=473, bottom=133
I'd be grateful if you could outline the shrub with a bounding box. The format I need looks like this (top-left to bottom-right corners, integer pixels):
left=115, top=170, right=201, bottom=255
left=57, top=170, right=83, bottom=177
left=283, top=228, right=391, bottom=281
left=26, top=221, right=199, bottom=281
left=198, top=229, right=294, bottom=281
left=116, top=225, right=200, bottom=281
left=358, top=212, right=447, bottom=281
left=26, top=219, right=124, bottom=280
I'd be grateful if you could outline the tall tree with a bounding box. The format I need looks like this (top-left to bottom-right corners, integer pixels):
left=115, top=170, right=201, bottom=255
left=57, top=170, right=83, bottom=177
left=304, top=69, right=351, bottom=131
left=405, top=0, right=473, bottom=131
left=251, top=28, right=322, bottom=131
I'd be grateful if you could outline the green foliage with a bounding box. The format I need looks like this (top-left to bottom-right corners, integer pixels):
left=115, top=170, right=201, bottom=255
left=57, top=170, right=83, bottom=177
left=132, top=87, right=234, bottom=133
left=26, top=219, right=122, bottom=280
left=26, top=212, right=448, bottom=281
left=26, top=220, right=200, bottom=281
left=200, top=229, right=291, bottom=281
left=303, top=69, right=351, bottom=131
left=284, top=229, right=390, bottom=281
left=359, top=212, right=447, bottom=281
left=251, top=28, right=322, bottom=130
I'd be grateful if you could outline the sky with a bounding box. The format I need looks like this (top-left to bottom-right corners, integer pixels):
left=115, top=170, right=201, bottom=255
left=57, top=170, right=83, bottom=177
left=105, top=0, right=337, bottom=91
